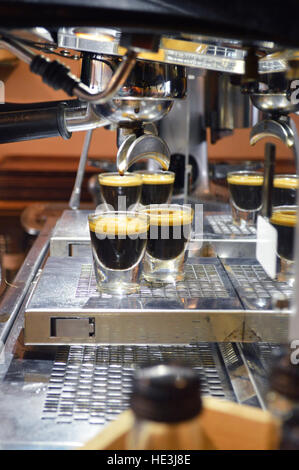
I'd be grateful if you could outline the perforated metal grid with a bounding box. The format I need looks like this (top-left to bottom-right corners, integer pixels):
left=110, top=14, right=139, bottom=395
left=42, top=344, right=235, bottom=424
left=75, top=263, right=230, bottom=300
left=206, top=214, right=256, bottom=236
left=227, top=264, right=292, bottom=300
left=246, top=342, right=282, bottom=371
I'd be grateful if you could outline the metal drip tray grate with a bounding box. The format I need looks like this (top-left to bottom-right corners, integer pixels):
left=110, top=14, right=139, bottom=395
left=227, top=264, right=292, bottom=299
left=206, top=214, right=256, bottom=236
left=223, top=259, right=293, bottom=310
left=76, top=263, right=230, bottom=300
left=42, top=343, right=235, bottom=424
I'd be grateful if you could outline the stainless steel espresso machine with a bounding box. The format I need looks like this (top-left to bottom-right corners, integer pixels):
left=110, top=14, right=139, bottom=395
left=1, top=0, right=299, bottom=449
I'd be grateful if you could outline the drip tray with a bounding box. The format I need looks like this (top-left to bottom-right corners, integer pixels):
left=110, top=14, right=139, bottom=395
left=42, top=343, right=235, bottom=425
left=223, top=258, right=293, bottom=310
left=24, top=256, right=243, bottom=345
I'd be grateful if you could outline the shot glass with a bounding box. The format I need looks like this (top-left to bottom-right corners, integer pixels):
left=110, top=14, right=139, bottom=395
left=273, top=174, right=299, bottom=207
left=227, top=170, right=264, bottom=227
left=140, top=204, right=194, bottom=283
left=270, top=205, right=297, bottom=286
left=98, top=172, right=143, bottom=211
left=133, top=170, right=175, bottom=205
left=88, top=210, right=149, bottom=294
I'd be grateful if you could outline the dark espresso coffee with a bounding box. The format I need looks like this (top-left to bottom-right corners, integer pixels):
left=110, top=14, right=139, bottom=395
left=89, top=215, right=148, bottom=270
left=273, top=176, right=299, bottom=207
left=227, top=173, right=264, bottom=211
left=135, top=171, right=175, bottom=205
left=144, top=207, right=193, bottom=260
left=270, top=209, right=297, bottom=261
left=99, top=173, right=142, bottom=210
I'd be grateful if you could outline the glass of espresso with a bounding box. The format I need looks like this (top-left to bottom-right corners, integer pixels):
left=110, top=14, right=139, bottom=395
left=140, top=204, right=194, bottom=283
left=270, top=206, right=297, bottom=285
left=133, top=170, right=175, bottom=205
left=98, top=172, right=143, bottom=211
left=88, top=211, right=149, bottom=294
left=273, top=174, right=299, bottom=207
left=227, top=171, right=264, bottom=227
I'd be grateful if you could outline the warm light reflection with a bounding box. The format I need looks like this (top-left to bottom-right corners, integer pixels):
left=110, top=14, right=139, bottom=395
left=75, top=31, right=115, bottom=42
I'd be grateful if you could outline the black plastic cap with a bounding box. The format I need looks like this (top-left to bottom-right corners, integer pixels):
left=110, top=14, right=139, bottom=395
left=130, top=364, right=202, bottom=423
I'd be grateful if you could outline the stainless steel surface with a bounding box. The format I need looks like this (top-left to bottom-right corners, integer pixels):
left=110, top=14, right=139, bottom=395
left=89, top=58, right=185, bottom=125
left=73, top=50, right=137, bottom=104
left=219, top=343, right=263, bottom=407
left=96, top=98, right=174, bottom=125
left=198, top=213, right=257, bottom=258
left=42, top=343, right=235, bottom=423
left=0, top=36, right=139, bottom=106
left=204, top=214, right=256, bottom=237
left=238, top=342, right=283, bottom=409
left=250, top=93, right=299, bottom=115
left=58, top=27, right=121, bottom=56
left=250, top=119, right=295, bottom=148
left=24, top=257, right=243, bottom=345
left=91, top=58, right=187, bottom=101
left=117, top=133, right=171, bottom=174
left=57, top=27, right=286, bottom=74
left=50, top=210, right=91, bottom=257
left=206, top=72, right=259, bottom=141
left=0, top=219, right=53, bottom=350
left=50, top=210, right=257, bottom=258
left=0, top=338, right=240, bottom=449
left=223, top=258, right=293, bottom=311
left=0, top=325, right=278, bottom=449
left=0, top=221, right=288, bottom=448
left=86, top=57, right=184, bottom=128
left=64, top=105, right=109, bottom=133
left=250, top=93, right=299, bottom=169
left=160, top=73, right=209, bottom=197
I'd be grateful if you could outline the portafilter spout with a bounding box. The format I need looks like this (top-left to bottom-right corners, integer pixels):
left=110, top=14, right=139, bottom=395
left=249, top=92, right=299, bottom=172
left=117, top=133, right=171, bottom=174
left=250, top=119, right=295, bottom=148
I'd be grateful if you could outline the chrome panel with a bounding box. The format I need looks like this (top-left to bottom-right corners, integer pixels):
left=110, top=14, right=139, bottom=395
left=24, top=257, right=243, bottom=345
left=50, top=209, right=257, bottom=258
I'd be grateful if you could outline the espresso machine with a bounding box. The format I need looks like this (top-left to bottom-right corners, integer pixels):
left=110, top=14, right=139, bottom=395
left=1, top=0, right=299, bottom=449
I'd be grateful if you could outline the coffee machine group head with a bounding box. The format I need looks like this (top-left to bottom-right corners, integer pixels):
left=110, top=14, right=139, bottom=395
left=2, top=23, right=299, bottom=184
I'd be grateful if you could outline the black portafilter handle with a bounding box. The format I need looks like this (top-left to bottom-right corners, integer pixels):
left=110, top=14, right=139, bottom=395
left=261, top=142, right=276, bottom=219
left=0, top=100, right=76, bottom=143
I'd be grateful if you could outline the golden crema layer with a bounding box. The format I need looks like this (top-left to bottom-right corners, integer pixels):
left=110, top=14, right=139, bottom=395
left=138, top=172, right=175, bottom=185
left=270, top=210, right=297, bottom=227
left=89, top=216, right=149, bottom=235
left=98, top=174, right=142, bottom=187
left=273, top=177, right=299, bottom=189
left=144, top=208, right=194, bottom=226
left=227, top=174, right=264, bottom=186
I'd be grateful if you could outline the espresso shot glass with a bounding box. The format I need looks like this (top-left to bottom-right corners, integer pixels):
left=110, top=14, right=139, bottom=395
left=227, top=171, right=264, bottom=227
left=270, top=205, right=297, bottom=285
left=88, top=211, right=149, bottom=294
left=98, top=172, right=143, bottom=211
left=273, top=174, right=299, bottom=207
left=141, top=204, right=194, bottom=284
left=133, top=170, right=175, bottom=205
